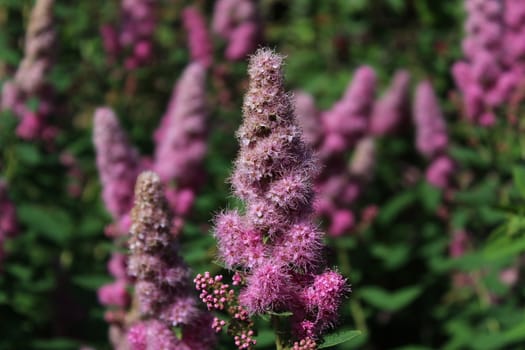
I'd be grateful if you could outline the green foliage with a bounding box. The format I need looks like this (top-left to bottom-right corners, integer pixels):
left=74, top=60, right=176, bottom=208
left=359, top=286, right=422, bottom=312
left=317, top=330, right=362, bottom=349
left=0, top=0, right=524, bottom=349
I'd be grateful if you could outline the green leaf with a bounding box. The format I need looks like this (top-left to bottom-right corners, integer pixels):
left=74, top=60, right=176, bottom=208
left=17, top=205, right=74, bottom=244
left=72, top=274, right=111, bottom=290
left=483, top=236, right=525, bottom=261
left=360, top=286, right=422, bottom=311
left=31, top=338, right=79, bottom=350
left=14, top=144, right=41, bottom=165
left=182, top=245, right=209, bottom=264
left=26, top=97, right=40, bottom=112
left=419, top=182, right=442, bottom=212
left=377, top=191, right=416, bottom=224
left=503, top=320, right=525, bottom=345
left=386, top=0, right=406, bottom=13
left=449, top=146, right=489, bottom=167
left=513, top=166, right=525, bottom=197
left=255, top=329, right=275, bottom=347
left=454, top=177, right=499, bottom=205
left=5, top=264, right=33, bottom=282
left=318, top=330, right=362, bottom=349
left=267, top=311, right=293, bottom=317
left=371, top=244, right=410, bottom=269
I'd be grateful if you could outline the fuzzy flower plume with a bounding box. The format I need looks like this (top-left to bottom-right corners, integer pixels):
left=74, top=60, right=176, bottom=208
left=370, top=70, right=411, bottom=135
left=93, top=107, right=141, bottom=223
left=1, top=0, right=57, bottom=140
left=319, top=66, right=376, bottom=157
left=452, top=0, right=525, bottom=125
left=101, top=0, right=156, bottom=69
left=153, top=63, right=208, bottom=219
left=128, top=171, right=215, bottom=350
left=14, top=0, right=56, bottom=93
left=0, top=181, right=18, bottom=269
left=213, top=49, right=347, bottom=342
left=311, top=67, right=376, bottom=236
left=314, top=135, right=376, bottom=236
left=413, top=81, right=448, bottom=158
left=182, top=6, right=213, bottom=68
left=154, top=63, right=207, bottom=188
left=413, top=81, right=454, bottom=190
left=294, top=90, right=323, bottom=147
left=212, top=0, right=263, bottom=61
left=93, top=108, right=139, bottom=349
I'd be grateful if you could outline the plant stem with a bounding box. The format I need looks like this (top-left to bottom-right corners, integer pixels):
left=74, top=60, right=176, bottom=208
left=337, top=245, right=369, bottom=334
left=272, top=315, right=284, bottom=350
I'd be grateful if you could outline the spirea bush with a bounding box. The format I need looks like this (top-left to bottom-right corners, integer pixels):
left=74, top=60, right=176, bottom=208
left=1, top=1, right=525, bottom=349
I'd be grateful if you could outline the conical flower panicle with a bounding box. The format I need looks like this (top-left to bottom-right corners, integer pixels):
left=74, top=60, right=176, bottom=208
left=451, top=0, right=525, bottom=125
left=93, top=107, right=141, bottom=221
left=306, top=67, right=376, bottom=237
left=370, top=70, right=411, bottom=136
left=413, top=81, right=454, bottom=190
left=212, top=0, right=263, bottom=61
left=294, top=90, right=323, bottom=148
left=154, top=63, right=208, bottom=189
left=1, top=0, right=57, bottom=140
left=100, top=0, right=157, bottom=69
left=129, top=172, right=196, bottom=323
left=128, top=171, right=215, bottom=350
left=129, top=172, right=174, bottom=255
left=232, top=49, right=317, bottom=232
left=319, top=66, right=376, bottom=157
left=14, top=0, right=56, bottom=94
left=413, top=81, right=448, bottom=159
left=213, top=49, right=347, bottom=342
left=182, top=6, right=213, bottom=68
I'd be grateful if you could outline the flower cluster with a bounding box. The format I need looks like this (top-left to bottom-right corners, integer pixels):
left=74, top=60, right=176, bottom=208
left=94, top=63, right=210, bottom=343
left=182, top=6, right=213, bottom=68
left=294, top=91, right=323, bottom=148
left=0, top=0, right=57, bottom=141
left=370, top=70, right=411, bottom=136
left=194, top=272, right=256, bottom=350
left=212, top=0, right=263, bottom=61
left=295, top=67, right=377, bottom=236
left=93, top=108, right=139, bottom=343
left=127, top=171, right=215, bottom=350
left=452, top=0, right=525, bottom=125
left=153, top=63, right=208, bottom=225
left=291, top=337, right=317, bottom=350
left=0, top=181, right=18, bottom=269
left=93, top=107, right=142, bottom=229
left=100, top=0, right=156, bottom=69
left=413, top=81, right=454, bottom=190
left=319, top=66, right=376, bottom=157
left=213, top=49, right=347, bottom=342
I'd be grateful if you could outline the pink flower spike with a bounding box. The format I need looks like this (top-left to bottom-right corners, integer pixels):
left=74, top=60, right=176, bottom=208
left=93, top=107, right=141, bottom=220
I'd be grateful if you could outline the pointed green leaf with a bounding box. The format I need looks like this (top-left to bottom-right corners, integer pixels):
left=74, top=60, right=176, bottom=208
left=513, top=166, right=525, bottom=197
left=17, top=205, right=74, bottom=244
left=360, top=286, right=422, bottom=311
left=267, top=311, right=293, bottom=317
left=318, top=330, right=362, bottom=349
